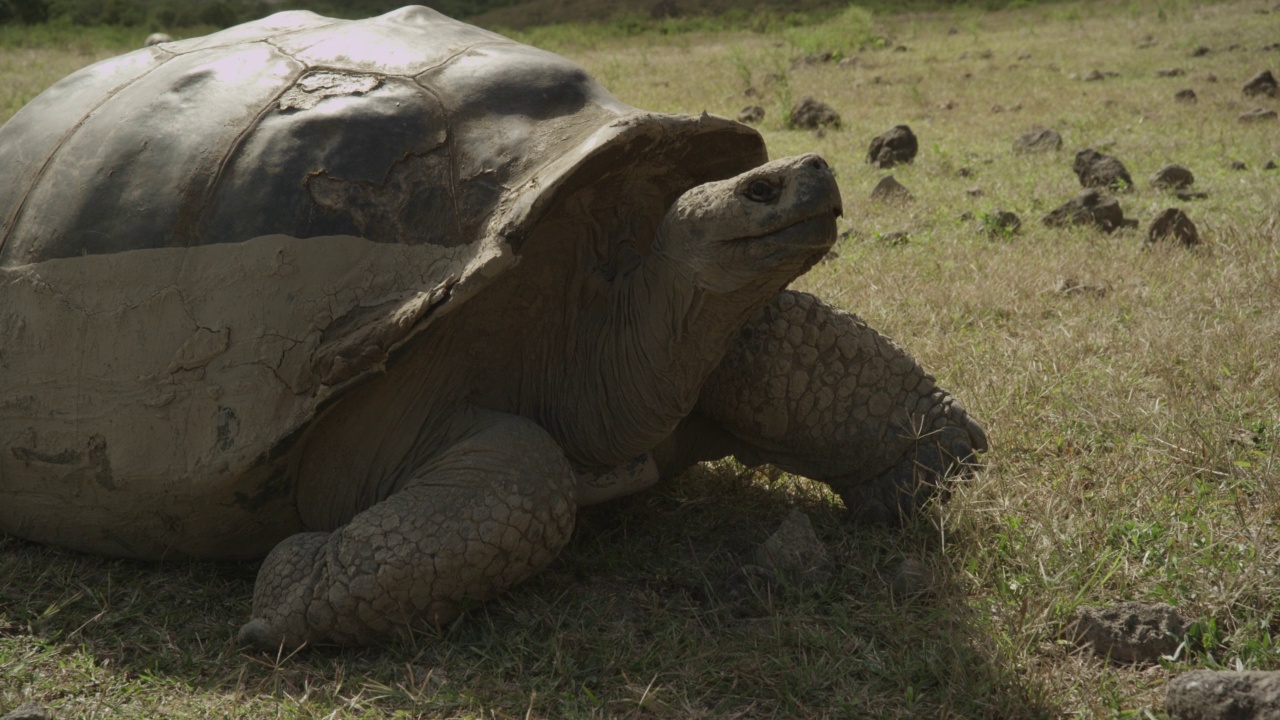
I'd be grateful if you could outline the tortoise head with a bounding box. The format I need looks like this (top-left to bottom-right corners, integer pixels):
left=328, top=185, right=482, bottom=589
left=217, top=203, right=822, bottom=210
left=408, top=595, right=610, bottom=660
left=651, top=154, right=842, bottom=293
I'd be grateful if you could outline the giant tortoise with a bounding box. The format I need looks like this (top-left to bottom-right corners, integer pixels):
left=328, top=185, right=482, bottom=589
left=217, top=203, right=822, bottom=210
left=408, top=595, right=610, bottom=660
left=0, top=6, right=986, bottom=649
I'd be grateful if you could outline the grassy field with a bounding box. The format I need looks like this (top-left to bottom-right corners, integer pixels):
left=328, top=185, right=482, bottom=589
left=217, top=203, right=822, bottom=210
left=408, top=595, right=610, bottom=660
left=2, top=0, right=1279, bottom=717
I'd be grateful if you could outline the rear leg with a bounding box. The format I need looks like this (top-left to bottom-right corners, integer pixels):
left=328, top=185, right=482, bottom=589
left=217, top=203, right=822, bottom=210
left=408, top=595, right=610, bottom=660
left=238, top=411, right=576, bottom=649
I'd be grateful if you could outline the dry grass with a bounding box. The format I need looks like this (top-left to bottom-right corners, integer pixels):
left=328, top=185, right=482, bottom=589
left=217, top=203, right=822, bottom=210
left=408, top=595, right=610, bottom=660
left=2, top=1, right=1280, bottom=717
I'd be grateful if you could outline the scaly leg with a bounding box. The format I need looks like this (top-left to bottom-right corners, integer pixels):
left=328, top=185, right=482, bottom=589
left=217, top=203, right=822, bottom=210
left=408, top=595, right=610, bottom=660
left=238, top=411, right=576, bottom=649
left=657, top=290, right=987, bottom=525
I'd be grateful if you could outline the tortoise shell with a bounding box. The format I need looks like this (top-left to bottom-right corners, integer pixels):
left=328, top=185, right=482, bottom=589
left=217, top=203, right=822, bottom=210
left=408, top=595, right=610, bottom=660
left=0, top=7, right=764, bottom=557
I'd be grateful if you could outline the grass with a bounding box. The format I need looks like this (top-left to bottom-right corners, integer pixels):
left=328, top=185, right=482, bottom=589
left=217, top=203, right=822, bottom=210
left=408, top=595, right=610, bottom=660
left=2, top=0, right=1279, bottom=717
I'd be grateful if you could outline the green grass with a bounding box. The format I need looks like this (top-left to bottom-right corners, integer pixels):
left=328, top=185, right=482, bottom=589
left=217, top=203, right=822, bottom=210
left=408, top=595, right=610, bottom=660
left=2, top=0, right=1280, bottom=717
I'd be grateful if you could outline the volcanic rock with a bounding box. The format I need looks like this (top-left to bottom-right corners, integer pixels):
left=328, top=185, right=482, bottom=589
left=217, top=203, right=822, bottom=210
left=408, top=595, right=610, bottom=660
left=1239, top=108, right=1278, bottom=122
left=1043, top=189, right=1126, bottom=232
left=1150, top=164, right=1195, bottom=189
left=737, top=105, right=765, bottom=124
left=1174, top=88, right=1198, bottom=103
left=1148, top=208, right=1200, bottom=246
left=870, top=175, right=913, bottom=203
left=1243, top=69, right=1278, bottom=97
left=1074, top=148, right=1134, bottom=191
left=1064, top=601, right=1187, bottom=664
left=1013, top=127, right=1063, bottom=154
left=1166, top=671, right=1280, bottom=720
left=788, top=96, right=841, bottom=129
left=866, top=125, right=918, bottom=168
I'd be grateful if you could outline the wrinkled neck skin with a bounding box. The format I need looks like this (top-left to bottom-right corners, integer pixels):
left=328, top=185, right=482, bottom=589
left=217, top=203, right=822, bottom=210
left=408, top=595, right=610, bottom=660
left=545, top=227, right=808, bottom=470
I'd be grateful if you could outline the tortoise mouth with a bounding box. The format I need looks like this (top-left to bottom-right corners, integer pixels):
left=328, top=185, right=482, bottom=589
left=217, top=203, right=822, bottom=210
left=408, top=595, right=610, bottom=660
left=727, top=209, right=840, bottom=252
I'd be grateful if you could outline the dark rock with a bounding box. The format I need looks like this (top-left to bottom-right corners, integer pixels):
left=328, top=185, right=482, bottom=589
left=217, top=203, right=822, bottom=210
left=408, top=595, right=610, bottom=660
left=1074, top=148, right=1134, bottom=191
left=889, top=556, right=936, bottom=597
left=1043, top=189, right=1126, bottom=232
left=1148, top=208, right=1200, bottom=246
left=866, top=124, right=918, bottom=168
left=1230, top=160, right=1248, bottom=170
left=1084, top=69, right=1106, bottom=81
left=1150, top=164, right=1195, bottom=189
left=1174, top=88, right=1198, bottom=103
left=752, top=510, right=833, bottom=589
left=893, top=45, right=909, bottom=52
left=737, top=105, right=765, bottom=124
left=1013, top=127, right=1063, bottom=154
left=1266, top=160, right=1278, bottom=170
left=1064, top=601, right=1187, bottom=664
left=957, top=166, right=974, bottom=177
left=1156, top=67, right=1186, bottom=77
left=1176, top=190, right=1210, bottom=200
left=1018, top=52, right=1032, bottom=60
left=1166, top=671, right=1280, bottom=720
left=870, top=175, right=913, bottom=203
left=966, top=187, right=983, bottom=197
left=1191, top=45, right=1212, bottom=57
left=1243, top=69, right=1278, bottom=97
left=1263, top=43, right=1280, bottom=52
left=788, top=96, right=841, bottom=129
left=878, top=230, right=910, bottom=245
left=1053, top=277, right=1110, bottom=297
left=1204, top=72, right=1219, bottom=82
left=1240, top=108, right=1279, bottom=123
left=0, top=703, right=52, bottom=720
left=981, top=210, right=1022, bottom=237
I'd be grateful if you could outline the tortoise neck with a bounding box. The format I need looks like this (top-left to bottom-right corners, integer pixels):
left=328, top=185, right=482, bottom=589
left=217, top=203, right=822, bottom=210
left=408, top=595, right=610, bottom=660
left=557, top=246, right=779, bottom=470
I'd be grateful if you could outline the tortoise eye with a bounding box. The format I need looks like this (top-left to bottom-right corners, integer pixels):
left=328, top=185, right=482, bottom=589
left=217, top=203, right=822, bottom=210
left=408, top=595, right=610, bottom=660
left=744, top=179, right=781, bottom=203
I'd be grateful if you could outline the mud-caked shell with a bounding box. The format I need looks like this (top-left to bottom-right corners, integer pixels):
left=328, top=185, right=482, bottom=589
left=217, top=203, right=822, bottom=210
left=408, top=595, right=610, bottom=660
left=0, top=7, right=762, bottom=557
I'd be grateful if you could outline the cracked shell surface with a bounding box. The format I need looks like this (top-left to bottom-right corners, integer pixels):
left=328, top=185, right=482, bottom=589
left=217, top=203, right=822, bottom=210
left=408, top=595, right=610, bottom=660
left=0, top=6, right=764, bottom=559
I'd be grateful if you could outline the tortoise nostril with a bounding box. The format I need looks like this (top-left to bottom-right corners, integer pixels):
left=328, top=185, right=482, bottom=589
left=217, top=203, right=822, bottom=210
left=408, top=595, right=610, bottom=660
left=807, top=156, right=829, bottom=172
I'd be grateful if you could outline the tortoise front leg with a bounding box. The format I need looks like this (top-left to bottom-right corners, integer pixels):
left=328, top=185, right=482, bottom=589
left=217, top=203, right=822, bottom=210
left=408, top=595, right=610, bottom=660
left=238, top=411, right=576, bottom=650
left=658, top=290, right=987, bottom=525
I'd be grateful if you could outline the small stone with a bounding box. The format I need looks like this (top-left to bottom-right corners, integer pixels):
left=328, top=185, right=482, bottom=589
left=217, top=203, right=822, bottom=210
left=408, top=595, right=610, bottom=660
left=1074, top=148, right=1134, bottom=191
left=1174, top=88, right=1198, bottom=103
left=788, top=96, right=841, bottom=130
left=1148, top=208, right=1200, bottom=246
left=1150, top=163, right=1195, bottom=189
left=1064, top=601, right=1187, bottom=664
left=1243, top=69, right=1278, bottom=97
left=878, top=230, right=910, bottom=245
left=752, top=510, right=832, bottom=588
left=1204, top=72, right=1219, bottom=82
left=737, top=105, right=765, bottom=124
left=1155, top=67, right=1186, bottom=77
left=980, top=210, right=1022, bottom=237
left=1191, top=45, right=1212, bottom=57
left=1013, top=127, right=1063, bottom=154
left=1166, top=671, right=1280, bottom=720
left=1084, top=69, right=1106, bottom=81
left=870, top=175, right=913, bottom=203
left=1230, top=160, right=1248, bottom=170
left=0, top=703, right=52, bottom=720
left=889, top=556, right=936, bottom=597
left=966, top=187, right=983, bottom=197
left=957, top=166, right=974, bottom=177
left=1266, top=160, right=1278, bottom=170
left=1239, top=108, right=1279, bottom=123
left=1053, top=276, right=1110, bottom=297
left=1043, top=189, right=1126, bottom=233
left=1176, top=190, right=1209, bottom=200
left=866, top=124, right=918, bottom=168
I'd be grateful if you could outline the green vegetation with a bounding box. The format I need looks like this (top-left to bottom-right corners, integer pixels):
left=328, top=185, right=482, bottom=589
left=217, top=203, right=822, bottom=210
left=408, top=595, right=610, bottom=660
left=2, top=0, right=1279, bottom=717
